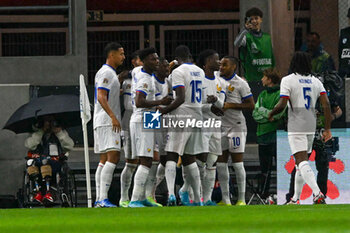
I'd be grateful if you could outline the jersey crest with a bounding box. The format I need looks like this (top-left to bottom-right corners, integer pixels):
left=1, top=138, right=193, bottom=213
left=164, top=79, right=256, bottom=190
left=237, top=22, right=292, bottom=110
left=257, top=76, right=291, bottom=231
left=228, top=84, right=235, bottom=92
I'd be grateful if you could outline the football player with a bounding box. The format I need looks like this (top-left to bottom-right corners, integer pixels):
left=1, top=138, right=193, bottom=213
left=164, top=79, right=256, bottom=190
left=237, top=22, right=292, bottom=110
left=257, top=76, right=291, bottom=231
left=269, top=51, right=332, bottom=204
left=119, top=50, right=143, bottom=207
left=94, top=42, right=125, bottom=207
left=128, top=48, right=171, bottom=207
left=217, top=56, right=255, bottom=206
left=160, top=45, right=207, bottom=206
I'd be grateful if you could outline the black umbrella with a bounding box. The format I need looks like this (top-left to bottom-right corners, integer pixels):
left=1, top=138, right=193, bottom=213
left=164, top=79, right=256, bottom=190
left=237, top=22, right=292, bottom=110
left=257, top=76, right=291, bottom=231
left=3, top=94, right=81, bottom=134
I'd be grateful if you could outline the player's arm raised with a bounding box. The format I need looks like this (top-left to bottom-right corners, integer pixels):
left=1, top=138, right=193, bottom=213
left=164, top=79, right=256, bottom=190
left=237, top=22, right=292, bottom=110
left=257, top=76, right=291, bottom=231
left=159, top=86, right=185, bottom=115
left=97, top=88, right=121, bottom=133
left=319, top=93, right=332, bottom=142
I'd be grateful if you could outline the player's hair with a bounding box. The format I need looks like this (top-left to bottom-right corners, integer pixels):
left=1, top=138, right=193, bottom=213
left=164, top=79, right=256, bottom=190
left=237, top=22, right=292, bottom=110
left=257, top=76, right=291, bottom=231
left=289, top=51, right=312, bottom=76
left=131, top=50, right=141, bottom=60
left=158, top=57, right=168, bottom=64
left=308, top=32, right=320, bottom=39
left=222, top=56, right=239, bottom=67
left=246, top=7, right=263, bottom=18
left=197, top=49, right=217, bottom=69
left=104, top=42, right=123, bottom=59
left=139, top=47, right=157, bottom=61
left=174, top=45, right=192, bottom=60
left=263, top=68, right=281, bottom=84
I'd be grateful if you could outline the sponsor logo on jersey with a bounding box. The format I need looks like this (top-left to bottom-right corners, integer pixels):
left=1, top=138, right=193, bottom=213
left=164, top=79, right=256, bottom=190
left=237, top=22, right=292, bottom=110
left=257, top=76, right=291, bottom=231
left=341, top=48, right=350, bottom=58
left=216, top=84, right=222, bottom=92
left=147, top=148, right=151, bottom=153
left=143, top=110, right=161, bottom=129
left=126, top=84, right=131, bottom=89
left=143, top=83, right=148, bottom=88
left=103, top=78, right=109, bottom=84
left=115, top=140, right=119, bottom=145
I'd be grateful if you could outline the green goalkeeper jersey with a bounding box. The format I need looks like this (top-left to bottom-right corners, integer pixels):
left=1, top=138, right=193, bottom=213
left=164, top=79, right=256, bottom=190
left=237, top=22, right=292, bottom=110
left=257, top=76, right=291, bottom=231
left=240, top=32, right=275, bottom=82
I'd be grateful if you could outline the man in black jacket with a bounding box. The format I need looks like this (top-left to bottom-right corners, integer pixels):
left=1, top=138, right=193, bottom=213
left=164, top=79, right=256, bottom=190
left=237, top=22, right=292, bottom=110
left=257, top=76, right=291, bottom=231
left=339, top=8, right=350, bottom=78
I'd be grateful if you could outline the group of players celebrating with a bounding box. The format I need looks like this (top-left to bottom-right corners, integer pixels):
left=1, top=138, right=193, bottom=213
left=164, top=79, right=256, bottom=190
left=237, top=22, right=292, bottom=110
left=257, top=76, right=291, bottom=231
left=92, top=42, right=332, bottom=208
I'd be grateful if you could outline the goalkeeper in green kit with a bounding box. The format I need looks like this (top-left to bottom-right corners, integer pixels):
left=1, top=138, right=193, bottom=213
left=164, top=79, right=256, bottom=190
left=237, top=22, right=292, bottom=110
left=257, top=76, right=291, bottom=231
left=235, top=7, right=275, bottom=82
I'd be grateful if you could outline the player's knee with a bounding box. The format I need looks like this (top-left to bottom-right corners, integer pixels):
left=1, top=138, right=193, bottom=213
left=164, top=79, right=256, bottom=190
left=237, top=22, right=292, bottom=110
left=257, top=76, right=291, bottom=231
left=206, top=154, right=218, bottom=169
left=140, top=157, right=153, bottom=168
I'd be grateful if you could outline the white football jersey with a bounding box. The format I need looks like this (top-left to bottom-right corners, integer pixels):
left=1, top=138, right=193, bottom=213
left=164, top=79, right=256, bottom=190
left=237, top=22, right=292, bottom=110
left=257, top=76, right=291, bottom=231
left=130, top=66, right=143, bottom=106
left=130, top=69, right=156, bottom=123
left=220, top=73, right=252, bottom=130
left=154, top=74, right=170, bottom=103
left=202, top=72, right=226, bottom=119
left=280, top=73, right=326, bottom=134
left=122, top=78, right=133, bottom=111
left=171, top=63, right=205, bottom=120
left=121, top=78, right=133, bottom=131
left=93, top=64, right=121, bottom=129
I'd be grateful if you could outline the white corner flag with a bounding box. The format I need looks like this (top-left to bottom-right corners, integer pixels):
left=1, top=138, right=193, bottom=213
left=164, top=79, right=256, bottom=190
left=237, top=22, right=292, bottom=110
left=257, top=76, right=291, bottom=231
left=79, top=74, right=92, bottom=208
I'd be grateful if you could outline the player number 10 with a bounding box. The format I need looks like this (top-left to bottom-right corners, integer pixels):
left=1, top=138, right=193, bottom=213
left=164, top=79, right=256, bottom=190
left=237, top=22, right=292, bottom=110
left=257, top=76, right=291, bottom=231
left=232, top=137, right=240, bottom=147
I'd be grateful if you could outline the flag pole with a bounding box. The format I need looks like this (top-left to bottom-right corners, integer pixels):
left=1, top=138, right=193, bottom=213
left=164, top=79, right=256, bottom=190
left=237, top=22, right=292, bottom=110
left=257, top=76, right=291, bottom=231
left=79, top=74, right=92, bottom=208
left=82, top=121, right=92, bottom=208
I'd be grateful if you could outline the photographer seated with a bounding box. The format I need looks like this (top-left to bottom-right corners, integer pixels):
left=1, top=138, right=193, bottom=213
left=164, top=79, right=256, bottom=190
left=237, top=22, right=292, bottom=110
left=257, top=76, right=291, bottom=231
left=24, top=115, right=74, bottom=206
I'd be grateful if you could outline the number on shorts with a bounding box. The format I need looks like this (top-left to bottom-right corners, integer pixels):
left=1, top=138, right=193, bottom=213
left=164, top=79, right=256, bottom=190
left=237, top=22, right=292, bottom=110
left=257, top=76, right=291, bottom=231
left=232, top=137, right=240, bottom=147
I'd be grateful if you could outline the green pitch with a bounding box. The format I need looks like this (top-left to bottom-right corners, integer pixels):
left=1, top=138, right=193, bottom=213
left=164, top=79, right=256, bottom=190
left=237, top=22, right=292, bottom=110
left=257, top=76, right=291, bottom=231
left=0, top=205, right=349, bottom=233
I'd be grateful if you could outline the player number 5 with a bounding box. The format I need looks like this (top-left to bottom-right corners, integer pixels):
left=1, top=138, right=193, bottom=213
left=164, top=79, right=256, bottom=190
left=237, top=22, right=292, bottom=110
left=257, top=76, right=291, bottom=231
left=303, top=87, right=311, bottom=110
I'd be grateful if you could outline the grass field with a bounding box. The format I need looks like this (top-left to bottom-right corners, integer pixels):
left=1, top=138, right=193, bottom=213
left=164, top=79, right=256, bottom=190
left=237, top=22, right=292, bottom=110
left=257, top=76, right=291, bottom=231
left=0, top=205, right=349, bottom=233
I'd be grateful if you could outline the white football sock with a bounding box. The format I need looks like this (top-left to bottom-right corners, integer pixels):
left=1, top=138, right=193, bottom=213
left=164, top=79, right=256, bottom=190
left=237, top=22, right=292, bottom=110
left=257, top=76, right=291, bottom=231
left=216, top=162, right=230, bottom=204
left=131, top=165, right=150, bottom=202
left=292, top=165, right=304, bottom=201
left=232, top=162, right=246, bottom=202
left=153, top=163, right=165, bottom=197
left=99, top=161, right=116, bottom=201
left=145, top=161, right=159, bottom=199
left=120, top=163, right=137, bottom=202
left=183, top=162, right=201, bottom=203
left=298, top=161, right=320, bottom=196
left=203, top=153, right=217, bottom=203
left=95, top=162, right=104, bottom=202
left=196, top=159, right=206, bottom=193
left=180, top=165, right=190, bottom=193
left=165, top=161, right=177, bottom=196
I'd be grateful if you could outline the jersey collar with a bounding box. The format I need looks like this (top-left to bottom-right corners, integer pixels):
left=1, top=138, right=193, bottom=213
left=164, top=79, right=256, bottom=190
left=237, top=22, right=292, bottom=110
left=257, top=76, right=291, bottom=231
left=141, top=68, right=153, bottom=76
left=204, top=75, right=215, bottom=80
left=103, top=64, right=116, bottom=72
left=224, top=73, right=236, bottom=81
left=153, top=74, right=165, bottom=84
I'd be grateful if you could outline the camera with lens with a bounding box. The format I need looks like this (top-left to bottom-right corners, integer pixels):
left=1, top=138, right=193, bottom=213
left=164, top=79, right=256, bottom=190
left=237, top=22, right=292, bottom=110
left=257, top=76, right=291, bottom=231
left=323, top=137, right=339, bottom=162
